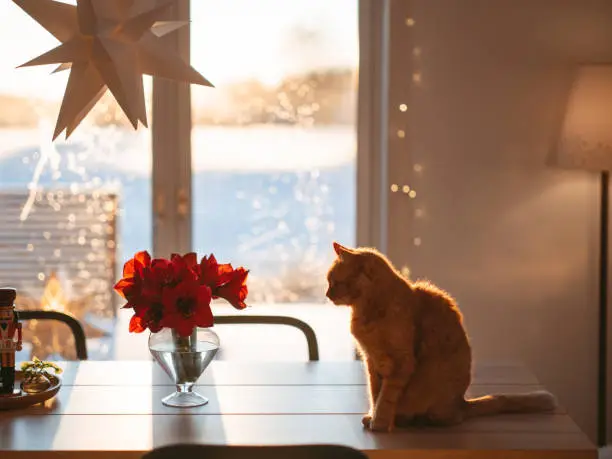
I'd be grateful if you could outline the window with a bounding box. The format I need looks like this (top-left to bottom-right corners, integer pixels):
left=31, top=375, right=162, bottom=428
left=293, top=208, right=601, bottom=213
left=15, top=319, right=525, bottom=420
left=190, top=1, right=358, bottom=303
left=2, top=0, right=361, bottom=361
left=188, top=1, right=358, bottom=360
left=1, top=1, right=152, bottom=360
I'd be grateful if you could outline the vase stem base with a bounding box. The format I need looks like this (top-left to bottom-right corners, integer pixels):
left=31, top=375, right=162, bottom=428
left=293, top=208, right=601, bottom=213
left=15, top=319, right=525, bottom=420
left=161, top=390, right=209, bottom=408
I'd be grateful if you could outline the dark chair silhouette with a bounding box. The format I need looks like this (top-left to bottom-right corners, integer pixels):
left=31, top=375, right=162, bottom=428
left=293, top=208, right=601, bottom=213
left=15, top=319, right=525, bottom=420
left=215, top=315, right=319, bottom=361
left=17, top=310, right=88, bottom=360
left=144, top=444, right=367, bottom=459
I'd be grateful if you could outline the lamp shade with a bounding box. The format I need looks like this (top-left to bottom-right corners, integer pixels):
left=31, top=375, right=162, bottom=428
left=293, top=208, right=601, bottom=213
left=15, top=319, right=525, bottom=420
left=556, top=65, right=612, bottom=172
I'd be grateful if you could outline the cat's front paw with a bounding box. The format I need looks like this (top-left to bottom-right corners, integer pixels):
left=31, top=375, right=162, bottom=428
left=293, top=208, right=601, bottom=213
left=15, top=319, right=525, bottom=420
left=361, top=414, right=372, bottom=428
left=368, top=416, right=394, bottom=432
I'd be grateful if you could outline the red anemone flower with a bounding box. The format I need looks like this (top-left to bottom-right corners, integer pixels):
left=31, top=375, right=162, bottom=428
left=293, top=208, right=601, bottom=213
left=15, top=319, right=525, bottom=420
left=128, top=303, right=164, bottom=333
left=114, top=251, right=151, bottom=303
left=161, top=274, right=213, bottom=337
left=215, top=267, right=249, bottom=310
left=198, top=254, right=234, bottom=290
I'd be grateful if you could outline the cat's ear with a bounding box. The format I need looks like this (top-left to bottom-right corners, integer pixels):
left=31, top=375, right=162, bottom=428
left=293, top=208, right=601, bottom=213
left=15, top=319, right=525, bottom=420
left=333, top=241, right=358, bottom=258
left=333, top=241, right=345, bottom=256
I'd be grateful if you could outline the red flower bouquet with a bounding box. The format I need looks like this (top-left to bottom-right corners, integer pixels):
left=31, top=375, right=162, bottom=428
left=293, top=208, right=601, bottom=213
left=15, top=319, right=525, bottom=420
left=114, top=251, right=249, bottom=337
left=114, top=251, right=249, bottom=408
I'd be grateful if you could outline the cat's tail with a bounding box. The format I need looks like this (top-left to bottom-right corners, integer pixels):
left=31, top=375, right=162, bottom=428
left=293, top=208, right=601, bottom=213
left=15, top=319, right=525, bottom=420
left=463, top=391, right=557, bottom=418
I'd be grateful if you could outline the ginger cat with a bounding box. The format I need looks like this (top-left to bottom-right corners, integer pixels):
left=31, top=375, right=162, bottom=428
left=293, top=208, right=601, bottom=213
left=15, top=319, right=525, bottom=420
left=326, top=242, right=557, bottom=432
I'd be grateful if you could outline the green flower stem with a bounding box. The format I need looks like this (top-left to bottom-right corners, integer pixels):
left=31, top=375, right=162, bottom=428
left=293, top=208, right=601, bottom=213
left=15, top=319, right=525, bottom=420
left=170, top=328, right=198, bottom=388
left=171, top=328, right=198, bottom=352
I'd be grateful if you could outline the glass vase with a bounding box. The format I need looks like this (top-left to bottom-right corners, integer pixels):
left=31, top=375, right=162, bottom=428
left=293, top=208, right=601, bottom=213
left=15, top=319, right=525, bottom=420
left=148, top=327, right=220, bottom=408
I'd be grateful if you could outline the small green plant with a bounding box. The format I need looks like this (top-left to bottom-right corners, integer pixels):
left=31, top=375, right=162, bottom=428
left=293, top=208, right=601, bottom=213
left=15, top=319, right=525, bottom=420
left=20, top=357, right=63, bottom=381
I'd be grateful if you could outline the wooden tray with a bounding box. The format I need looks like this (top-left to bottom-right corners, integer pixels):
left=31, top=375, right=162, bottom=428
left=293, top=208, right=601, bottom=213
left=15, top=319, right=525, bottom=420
left=0, top=371, right=61, bottom=411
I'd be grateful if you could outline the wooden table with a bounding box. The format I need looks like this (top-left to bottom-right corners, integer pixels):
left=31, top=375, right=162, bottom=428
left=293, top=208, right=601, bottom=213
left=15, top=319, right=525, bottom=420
left=0, top=361, right=596, bottom=459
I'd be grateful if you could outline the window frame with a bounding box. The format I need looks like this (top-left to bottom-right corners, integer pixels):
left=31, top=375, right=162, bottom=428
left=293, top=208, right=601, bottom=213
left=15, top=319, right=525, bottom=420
left=357, top=0, right=416, bottom=268
left=356, top=0, right=389, bottom=251
left=152, top=0, right=192, bottom=258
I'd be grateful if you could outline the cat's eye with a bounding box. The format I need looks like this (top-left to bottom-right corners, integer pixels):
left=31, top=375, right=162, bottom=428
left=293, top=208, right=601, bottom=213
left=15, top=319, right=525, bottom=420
left=330, top=279, right=346, bottom=289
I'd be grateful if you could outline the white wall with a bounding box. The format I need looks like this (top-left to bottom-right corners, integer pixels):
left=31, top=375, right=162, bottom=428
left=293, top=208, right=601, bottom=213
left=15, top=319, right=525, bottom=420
left=386, top=0, right=612, bottom=442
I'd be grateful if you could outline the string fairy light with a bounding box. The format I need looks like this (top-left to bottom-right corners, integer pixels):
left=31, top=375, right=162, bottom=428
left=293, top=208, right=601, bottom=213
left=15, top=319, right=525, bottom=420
left=385, top=6, right=425, bottom=280
left=397, top=7, right=425, bottom=279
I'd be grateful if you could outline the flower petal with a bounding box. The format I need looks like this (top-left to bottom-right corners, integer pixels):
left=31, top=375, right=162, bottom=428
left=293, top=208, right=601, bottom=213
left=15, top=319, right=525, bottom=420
left=198, top=254, right=218, bottom=286
left=113, top=278, right=135, bottom=299
left=183, top=252, right=198, bottom=269
left=215, top=268, right=249, bottom=309
left=149, top=321, right=163, bottom=333
left=194, top=302, right=214, bottom=328
left=176, top=318, right=195, bottom=337
left=216, top=263, right=234, bottom=285
left=162, top=287, right=179, bottom=313
left=197, top=285, right=212, bottom=306
left=134, top=251, right=152, bottom=272
left=129, top=314, right=147, bottom=333
left=122, top=259, right=136, bottom=278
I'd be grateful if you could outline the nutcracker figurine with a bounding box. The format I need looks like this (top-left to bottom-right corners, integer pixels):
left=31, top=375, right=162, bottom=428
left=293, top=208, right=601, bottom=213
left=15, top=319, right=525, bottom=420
left=0, top=288, right=22, bottom=395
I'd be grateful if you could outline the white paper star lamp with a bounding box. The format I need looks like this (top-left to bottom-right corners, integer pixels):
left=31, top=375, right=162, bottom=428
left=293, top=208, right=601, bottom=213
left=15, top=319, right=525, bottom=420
left=13, top=0, right=214, bottom=141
